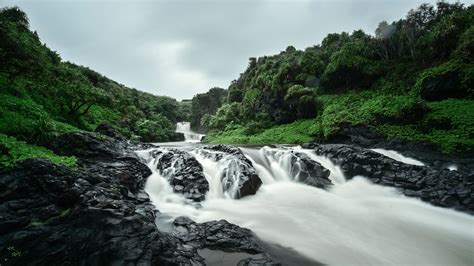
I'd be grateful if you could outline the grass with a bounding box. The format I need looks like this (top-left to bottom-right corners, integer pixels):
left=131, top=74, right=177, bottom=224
left=379, top=99, right=474, bottom=153
left=207, top=91, right=474, bottom=154
left=0, top=134, right=76, bottom=168
left=207, top=119, right=321, bottom=144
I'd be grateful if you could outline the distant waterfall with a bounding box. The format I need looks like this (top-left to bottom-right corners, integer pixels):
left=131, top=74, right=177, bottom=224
left=175, top=122, right=205, bottom=142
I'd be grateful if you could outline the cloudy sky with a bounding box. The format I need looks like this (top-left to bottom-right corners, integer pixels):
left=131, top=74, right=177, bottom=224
left=1, top=0, right=472, bottom=99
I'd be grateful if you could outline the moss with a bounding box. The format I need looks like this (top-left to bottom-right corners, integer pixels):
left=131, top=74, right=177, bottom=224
left=7, top=246, right=21, bottom=258
left=373, top=99, right=474, bottom=153
left=30, top=220, right=43, bottom=227
left=318, top=90, right=423, bottom=136
left=415, top=60, right=465, bottom=89
left=207, top=119, right=321, bottom=145
left=0, top=134, right=76, bottom=168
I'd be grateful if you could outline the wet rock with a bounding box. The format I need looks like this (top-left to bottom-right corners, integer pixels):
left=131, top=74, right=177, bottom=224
left=293, top=152, right=332, bottom=189
left=95, top=123, right=127, bottom=141
left=173, top=216, right=263, bottom=254
left=204, top=145, right=262, bottom=198
left=311, top=144, right=474, bottom=214
left=302, top=125, right=474, bottom=171
left=0, top=158, right=204, bottom=265
left=153, top=149, right=209, bottom=202
left=238, top=257, right=281, bottom=266
left=50, top=131, right=128, bottom=160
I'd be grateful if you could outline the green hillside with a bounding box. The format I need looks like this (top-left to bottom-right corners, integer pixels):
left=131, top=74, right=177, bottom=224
left=0, top=7, right=189, bottom=167
left=205, top=2, right=474, bottom=154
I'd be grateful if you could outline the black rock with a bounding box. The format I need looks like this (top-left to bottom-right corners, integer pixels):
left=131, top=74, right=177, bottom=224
left=204, top=145, right=262, bottom=198
left=95, top=123, right=127, bottom=141
left=0, top=158, right=204, bottom=265
left=173, top=216, right=263, bottom=253
left=311, top=144, right=474, bottom=214
left=50, top=131, right=128, bottom=159
left=293, top=152, right=332, bottom=189
left=153, top=149, right=209, bottom=202
left=420, top=70, right=468, bottom=101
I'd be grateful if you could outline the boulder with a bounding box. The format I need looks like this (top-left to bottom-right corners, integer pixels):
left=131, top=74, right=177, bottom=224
left=203, top=145, right=262, bottom=198
left=95, top=123, right=127, bottom=141
left=173, top=216, right=263, bottom=254
left=420, top=71, right=467, bottom=101
left=312, top=144, right=474, bottom=213
left=293, top=152, right=332, bottom=189
left=50, top=131, right=128, bottom=160
left=0, top=158, right=204, bottom=265
left=153, top=149, right=209, bottom=202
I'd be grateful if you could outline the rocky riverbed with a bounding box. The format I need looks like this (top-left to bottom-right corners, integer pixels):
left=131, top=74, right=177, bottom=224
left=0, top=125, right=472, bottom=265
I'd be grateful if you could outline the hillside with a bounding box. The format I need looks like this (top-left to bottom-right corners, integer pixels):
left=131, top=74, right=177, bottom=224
left=0, top=7, right=189, bottom=167
left=204, top=2, right=474, bottom=154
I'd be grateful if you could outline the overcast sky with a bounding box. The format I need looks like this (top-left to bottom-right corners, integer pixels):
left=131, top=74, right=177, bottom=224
left=1, top=0, right=472, bottom=100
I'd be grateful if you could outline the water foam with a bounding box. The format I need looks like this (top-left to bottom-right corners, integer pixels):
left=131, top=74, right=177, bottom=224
left=175, top=122, right=205, bottom=142
left=139, top=146, right=474, bottom=265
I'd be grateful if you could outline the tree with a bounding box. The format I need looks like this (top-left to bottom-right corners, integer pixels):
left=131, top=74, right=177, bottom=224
left=208, top=103, right=241, bottom=130
left=55, top=67, right=107, bottom=118
left=284, top=85, right=320, bottom=118
left=190, top=87, right=227, bottom=130
left=374, top=21, right=397, bottom=60
left=135, top=114, right=175, bottom=142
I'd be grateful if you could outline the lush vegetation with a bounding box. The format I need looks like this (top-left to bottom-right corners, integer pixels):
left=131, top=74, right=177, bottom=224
left=0, top=7, right=191, bottom=167
left=0, top=134, right=76, bottom=168
left=205, top=2, right=474, bottom=154
left=189, top=87, right=227, bottom=132
left=1, top=2, right=473, bottom=169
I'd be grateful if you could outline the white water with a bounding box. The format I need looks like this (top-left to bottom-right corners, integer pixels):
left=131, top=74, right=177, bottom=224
left=175, top=122, right=205, bottom=142
left=139, top=145, right=474, bottom=265
left=371, top=148, right=425, bottom=166
left=448, top=164, right=458, bottom=171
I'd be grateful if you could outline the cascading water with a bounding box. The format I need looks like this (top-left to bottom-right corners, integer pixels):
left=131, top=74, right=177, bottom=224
left=175, top=122, right=205, bottom=142
left=138, top=145, right=474, bottom=265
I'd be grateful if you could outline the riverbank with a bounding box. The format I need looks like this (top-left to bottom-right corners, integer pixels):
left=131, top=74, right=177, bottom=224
left=1, top=125, right=473, bottom=264
left=206, top=93, right=474, bottom=156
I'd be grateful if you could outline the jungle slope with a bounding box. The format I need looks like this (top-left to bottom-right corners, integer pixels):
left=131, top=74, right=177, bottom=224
left=0, top=7, right=189, bottom=168
left=205, top=2, right=474, bottom=155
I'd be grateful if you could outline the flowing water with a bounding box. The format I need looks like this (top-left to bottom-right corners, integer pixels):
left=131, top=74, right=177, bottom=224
left=137, top=125, right=474, bottom=265
left=176, top=122, right=205, bottom=142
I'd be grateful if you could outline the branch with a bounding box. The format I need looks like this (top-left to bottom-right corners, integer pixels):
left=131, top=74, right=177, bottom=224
left=78, top=103, right=95, bottom=116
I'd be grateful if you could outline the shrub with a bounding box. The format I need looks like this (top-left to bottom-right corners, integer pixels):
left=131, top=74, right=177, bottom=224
left=0, top=134, right=76, bottom=168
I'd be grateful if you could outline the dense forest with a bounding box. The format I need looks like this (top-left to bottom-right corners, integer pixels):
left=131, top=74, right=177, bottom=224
left=1, top=2, right=473, bottom=168
left=201, top=2, right=474, bottom=154
left=0, top=7, right=191, bottom=167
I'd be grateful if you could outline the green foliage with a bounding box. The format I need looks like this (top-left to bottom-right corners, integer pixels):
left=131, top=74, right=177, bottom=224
left=207, top=119, right=321, bottom=145
left=0, top=134, right=76, bottom=168
left=0, top=93, right=79, bottom=145
left=321, top=34, right=383, bottom=90
left=7, top=246, right=21, bottom=258
left=0, top=6, right=182, bottom=147
left=414, top=60, right=464, bottom=91
left=209, top=90, right=474, bottom=153
left=207, top=103, right=242, bottom=130
left=134, top=114, right=178, bottom=142
left=284, top=85, right=321, bottom=118
left=318, top=91, right=423, bottom=137
left=190, top=87, right=226, bottom=131
left=205, top=2, right=474, bottom=154
left=455, top=24, right=474, bottom=58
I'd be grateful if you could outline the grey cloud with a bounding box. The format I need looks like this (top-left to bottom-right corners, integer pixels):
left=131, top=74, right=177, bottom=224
left=2, top=0, right=473, bottom=99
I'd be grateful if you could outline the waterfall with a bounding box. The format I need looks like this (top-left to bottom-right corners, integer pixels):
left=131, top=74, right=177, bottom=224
left=175, top=122, right=205, bottom=142
left=138, top=145, right=474, bottom=266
